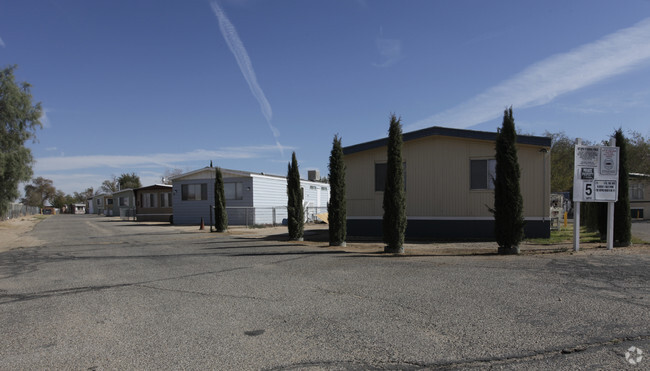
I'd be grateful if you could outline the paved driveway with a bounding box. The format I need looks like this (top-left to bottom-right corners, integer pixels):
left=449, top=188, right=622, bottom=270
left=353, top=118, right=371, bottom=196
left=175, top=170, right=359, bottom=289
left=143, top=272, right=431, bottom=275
left=0, top=215, right=648, bottom=369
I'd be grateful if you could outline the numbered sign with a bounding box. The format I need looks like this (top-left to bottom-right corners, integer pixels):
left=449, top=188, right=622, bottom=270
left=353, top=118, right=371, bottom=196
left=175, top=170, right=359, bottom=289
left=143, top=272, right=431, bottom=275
left=573, top=145, right=619, bottom=202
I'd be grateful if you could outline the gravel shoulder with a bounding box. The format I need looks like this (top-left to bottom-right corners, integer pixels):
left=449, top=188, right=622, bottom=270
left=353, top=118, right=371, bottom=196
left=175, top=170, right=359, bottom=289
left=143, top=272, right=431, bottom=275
left=2, top=215, right=649, bottom=257
left=0, top=215, right=47, bottom=253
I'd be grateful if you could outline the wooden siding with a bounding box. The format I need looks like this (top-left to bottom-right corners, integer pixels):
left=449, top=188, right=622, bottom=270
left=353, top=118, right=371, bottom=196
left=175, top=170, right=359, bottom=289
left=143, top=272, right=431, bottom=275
left=135, top=188, right=172, bottom=222
left=345, top=135, right=550, bottom=218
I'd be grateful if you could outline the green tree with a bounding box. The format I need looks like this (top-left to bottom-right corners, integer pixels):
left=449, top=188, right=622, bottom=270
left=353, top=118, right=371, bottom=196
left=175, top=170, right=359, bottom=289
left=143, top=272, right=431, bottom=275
left=73, top=187, right=94, bottom=204
left=117, top=172, right=142, bottom=190
left=493, top=108, right=524, bottom=254
left=614, top=129, right=631, bottom=246
left=22, top=177, right=56, bottom=208
left=0, top=65, right=42, bottom=215
left=382, top=114, right=407, bottom=253
left=626, top=130, right=650, bottom=175
left=327, top=134, right=346, bottom=246
left=51, top=190, right=74, bottom=210
left=214, top=167, right=228, bottom=232
left=100, top=176, right=119, bottom=194
left=287, top=152, right=304, bottom=240
left=545, top=131, right=577, bottom=192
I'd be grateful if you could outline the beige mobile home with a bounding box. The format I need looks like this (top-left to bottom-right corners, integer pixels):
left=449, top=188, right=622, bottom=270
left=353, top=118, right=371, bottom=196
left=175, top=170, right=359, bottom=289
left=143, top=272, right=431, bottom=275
left=630, top=173, right=650, bottom=219
left=343, top=126, right=552, bottom=239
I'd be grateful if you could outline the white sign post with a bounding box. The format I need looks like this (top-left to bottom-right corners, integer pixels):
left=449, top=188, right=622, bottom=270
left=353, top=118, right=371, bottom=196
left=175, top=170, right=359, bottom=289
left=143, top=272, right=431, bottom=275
left=572, top=139, right=619, bottom=251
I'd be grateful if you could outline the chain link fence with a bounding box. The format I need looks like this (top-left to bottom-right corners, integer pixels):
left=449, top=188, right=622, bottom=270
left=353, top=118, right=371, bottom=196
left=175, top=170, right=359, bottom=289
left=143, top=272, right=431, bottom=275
left=1, top=203, right=41, bottom=220
left=209, top=206, right=328, bottom=227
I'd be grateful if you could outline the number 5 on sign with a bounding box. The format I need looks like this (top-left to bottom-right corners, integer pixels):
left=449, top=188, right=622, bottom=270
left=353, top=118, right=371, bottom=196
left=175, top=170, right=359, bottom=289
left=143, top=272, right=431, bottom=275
left=584, top=182, right=594, bottom=200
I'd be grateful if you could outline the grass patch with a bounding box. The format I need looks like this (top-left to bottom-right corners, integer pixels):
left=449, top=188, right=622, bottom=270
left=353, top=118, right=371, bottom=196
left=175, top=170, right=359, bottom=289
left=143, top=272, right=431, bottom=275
left=247, top=224, right=273, bottom=229
left=526, top=224, right=601, bottom=245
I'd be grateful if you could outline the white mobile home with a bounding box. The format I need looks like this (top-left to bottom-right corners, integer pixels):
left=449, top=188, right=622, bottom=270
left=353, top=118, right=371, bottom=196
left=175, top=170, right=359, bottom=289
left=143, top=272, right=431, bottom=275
left=171, top=167, right=330, bottom=226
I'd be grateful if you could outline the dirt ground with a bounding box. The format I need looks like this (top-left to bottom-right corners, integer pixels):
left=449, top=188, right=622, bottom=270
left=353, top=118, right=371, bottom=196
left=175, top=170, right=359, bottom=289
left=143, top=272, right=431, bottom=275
left=222, top=222, right=650, bottom=257
left=0, top=215, right=47, bottom=253
left=2, top=216, right=649, bottom=257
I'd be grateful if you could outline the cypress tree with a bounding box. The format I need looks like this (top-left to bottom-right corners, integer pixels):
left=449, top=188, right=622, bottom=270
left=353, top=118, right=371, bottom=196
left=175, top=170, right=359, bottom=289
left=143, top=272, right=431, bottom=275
left=493, top=107, right=525, bottom=254
left=614, top=129, right=631, bottom=246
left=328, top=134, right=347, bottom=246
left=582, top=202, right=600, bottom=233
left=382, top=114, right=407, bottom=253
left=287, top=152, right=304, bottom=240
left=214, top=167, right=228, bottom=232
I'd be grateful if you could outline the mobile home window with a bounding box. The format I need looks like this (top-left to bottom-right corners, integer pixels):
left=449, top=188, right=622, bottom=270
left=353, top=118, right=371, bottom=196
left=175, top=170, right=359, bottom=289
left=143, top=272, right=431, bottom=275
left=470, top=159, right=496, bottom=190
left=119, top=197, right=129, bottom=207
left=141, top=193, right=157, bottom=208
left=630, top=183, right=644, bottom=200
left=224, top=182, right=243, bottom=200
left=160, top=192, right=172, bottom=207
left=181, top=184, right=208, bottom=201
left=375, top=162, right=406, bottom=192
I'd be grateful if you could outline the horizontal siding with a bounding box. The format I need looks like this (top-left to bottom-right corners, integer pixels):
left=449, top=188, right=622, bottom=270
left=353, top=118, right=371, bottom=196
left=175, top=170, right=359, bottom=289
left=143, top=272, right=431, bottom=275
left=251, top=176, right=330, bottom=224
left=252, top=176, right=288, bottom=224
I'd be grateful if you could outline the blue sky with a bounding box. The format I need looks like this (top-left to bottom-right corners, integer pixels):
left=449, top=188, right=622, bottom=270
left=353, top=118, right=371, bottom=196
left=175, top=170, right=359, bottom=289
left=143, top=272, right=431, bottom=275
left=2, top=0, right=650, bottom=195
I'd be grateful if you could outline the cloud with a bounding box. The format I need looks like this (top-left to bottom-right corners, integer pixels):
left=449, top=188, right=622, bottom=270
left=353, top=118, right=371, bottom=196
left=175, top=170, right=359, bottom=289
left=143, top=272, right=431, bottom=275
left=33, top=146, right=293, bottom=172
left=40, top=108, right=52, bottom=128
left=210, top=1, right=284, bottom=155
left=373, top=38, right=403, bottom=67
left=560, top=89, right=650, bottom=115
left=373, top=27, right=403, bottom=67
left=0, top=36, right=5, bottom=47
left=408, top=17, right=650, bottom=131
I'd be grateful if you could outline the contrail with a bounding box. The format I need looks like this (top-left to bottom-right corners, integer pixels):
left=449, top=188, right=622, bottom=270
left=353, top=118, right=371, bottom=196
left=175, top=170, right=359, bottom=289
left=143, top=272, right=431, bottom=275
left=407, top=17, right=650, bottom=131
left=210, top=1, right=284, bottom=155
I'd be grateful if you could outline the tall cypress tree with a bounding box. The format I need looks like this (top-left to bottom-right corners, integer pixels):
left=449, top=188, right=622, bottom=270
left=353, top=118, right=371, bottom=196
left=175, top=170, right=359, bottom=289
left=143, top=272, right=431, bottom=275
left=614, top=129, right=631, bottom=246
left=493, top=107, right=525, bottom=254
left=287, top=152, right=304, bottom=240
left=382, top=114, right=407, bottom=253
left=213, top=167, right=228, bottom=232
left=328, top=134, right=346, bottom=246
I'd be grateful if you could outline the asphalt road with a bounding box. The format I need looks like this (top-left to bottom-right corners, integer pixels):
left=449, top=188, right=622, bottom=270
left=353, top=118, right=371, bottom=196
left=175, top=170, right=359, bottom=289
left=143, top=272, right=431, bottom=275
left=0, top=215, right=648, bottom=370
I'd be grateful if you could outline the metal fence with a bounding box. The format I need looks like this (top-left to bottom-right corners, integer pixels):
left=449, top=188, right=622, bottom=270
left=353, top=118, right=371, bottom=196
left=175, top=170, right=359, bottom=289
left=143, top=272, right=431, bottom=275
left=1, top=203, right=41, bottom=220
left=119, top=207, right=136, bottom=221
left=209, top=206, right=328, bottom=227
